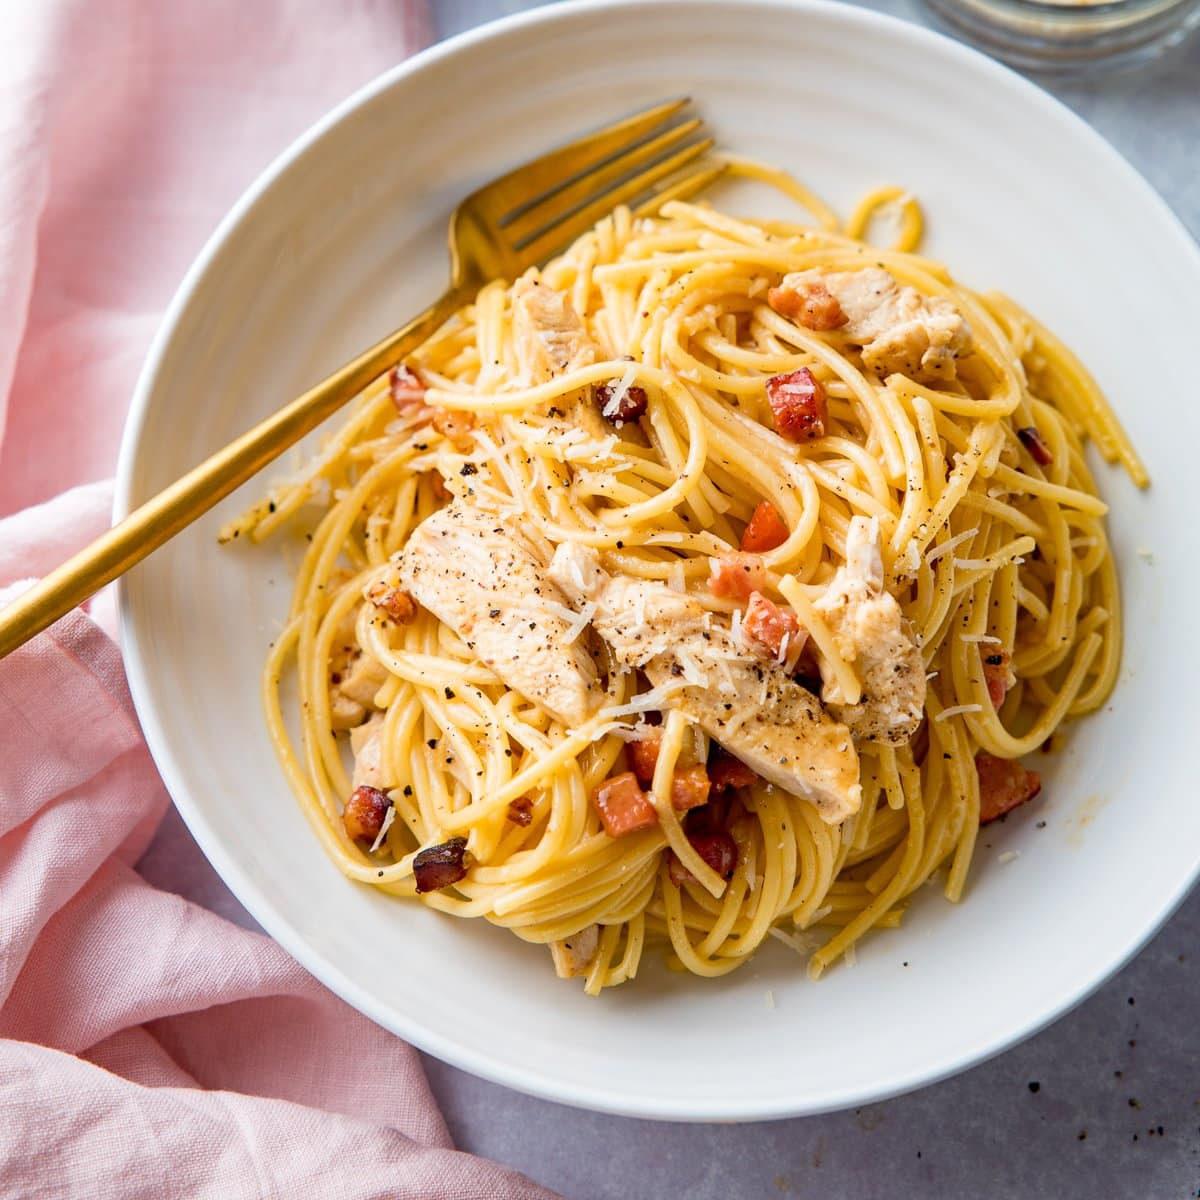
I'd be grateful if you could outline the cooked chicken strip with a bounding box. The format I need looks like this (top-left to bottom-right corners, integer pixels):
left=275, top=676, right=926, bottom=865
left=394, top=502, right=601, bottom=727
left=549, top=924, right=600, bottom=979
left=512, top=274, right=608, bottom=440
left=329, top=602, right=389, bottom=730
left=513, top=275, right=596, bottom=381
left=778, top=267, right=969, bottom=383
left=350, top=713, right=388, bottom=790
left=814, top=516, right=925, bottom=745
left=549, top=543, right=860, bottom=822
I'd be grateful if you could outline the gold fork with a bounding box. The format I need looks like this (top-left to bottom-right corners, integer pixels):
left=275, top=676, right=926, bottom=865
left=0, top=100, right=723, bottom=659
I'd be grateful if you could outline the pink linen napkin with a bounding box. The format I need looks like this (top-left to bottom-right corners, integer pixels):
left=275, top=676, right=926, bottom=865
left=0, top=3, right=557, bottom=1196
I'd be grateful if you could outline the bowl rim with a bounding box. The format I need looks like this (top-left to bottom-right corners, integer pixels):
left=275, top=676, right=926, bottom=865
left=115, top=0, right=1200, bottom=1121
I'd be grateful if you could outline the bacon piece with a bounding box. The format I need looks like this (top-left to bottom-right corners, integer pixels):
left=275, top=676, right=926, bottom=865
left=627, top=735, right=709, bottom=810
left=389, top=364, right=428, bottom=412
left=343, top=785, right=391, bottom=842
left=1016, top=426, right=1054, bottom=466
left=688, top=790, right=747, bottom=838
left=976, top=753, right=1042, bottom=823
left=742, top=591, right=805, bottom=664
left=708, top=749, right=759, bottom=794
left=708, top=552, right=769, bottom=602
left=982, top=650, right=1015, bottom=711
left=507, top=798, right=534, bottom=827
left=767, top=280, right=847, bottom=331
left=668, top=831, right=738, bottom=886
left=432, top=407, right=476, bottom=450
left=627, top=731, right=663, bottom=788
left=591, top=772, right=658, bottom=838
left=670, top=765, right=711, bottom=812
left=765, top=368, right=827, bottom=442
left=740, top=501, right=789, bottom=554
left=596, top=381, right=649, bottom=425
left=365, top=581, right=417, bottom=624
left=413, top=837, right=469, bottom=892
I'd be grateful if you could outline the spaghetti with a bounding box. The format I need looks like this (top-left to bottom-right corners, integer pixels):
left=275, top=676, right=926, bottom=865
left=225, top=163, right=1144, bottom=993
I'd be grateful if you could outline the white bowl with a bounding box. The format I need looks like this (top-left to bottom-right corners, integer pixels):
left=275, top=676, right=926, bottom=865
left=116, top=0, right=1200, bottom=1120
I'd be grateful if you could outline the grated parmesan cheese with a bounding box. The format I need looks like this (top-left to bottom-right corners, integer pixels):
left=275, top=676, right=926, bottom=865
left=998, top=850, right=1020, bottom=865
left=599, top=364, right=640, bottom=420
left=537, top=597, right=584, bottom=624
left=369, top=805, right=397, bottom=854
left=598, top=684, right=684, bottom=722
left=767, top=926, right=811, bottom=957
left=675, top=647, right=709, bottom=687
left=934, top=703, right=983, bottom=721
left=558, top=601, right=597, bottom=646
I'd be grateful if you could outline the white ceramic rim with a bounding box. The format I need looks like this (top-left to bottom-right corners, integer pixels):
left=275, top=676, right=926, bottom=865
left=115, top=0, right=1200, bottom=1120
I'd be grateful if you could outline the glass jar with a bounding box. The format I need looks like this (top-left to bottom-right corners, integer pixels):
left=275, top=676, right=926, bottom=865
left=919, top=0, right=1200, bottom=73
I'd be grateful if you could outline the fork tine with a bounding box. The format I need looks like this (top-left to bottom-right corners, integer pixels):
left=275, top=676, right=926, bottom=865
left=516, top=139, right=715, bottom=262
left=500, top=118, right=704, bottom=242
left=472, top=98, right=692, bottom=220
left=633, top=161, right=730, bottom=216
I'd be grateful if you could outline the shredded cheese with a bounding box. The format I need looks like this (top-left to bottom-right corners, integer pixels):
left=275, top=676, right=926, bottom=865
left=599, top=364, right=640, bottom=420
left=369, top=805, right=397, bottom=854
left=559, top=601, right=597, bottom=646
left=934, top=703, right=984, bottom=721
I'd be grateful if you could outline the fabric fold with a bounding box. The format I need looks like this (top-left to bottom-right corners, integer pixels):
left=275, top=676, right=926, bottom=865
left=0, top=2, right=559, bottom=1195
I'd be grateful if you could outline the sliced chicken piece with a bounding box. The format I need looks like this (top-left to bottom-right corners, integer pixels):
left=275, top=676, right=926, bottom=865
left=549, top=923, right=600, bottom=979
left=512, top=275, right=608, bottom=441
left=329, top=602, right=389, bottom=732
left=777, top=267, right=970, bottom=383
left=549, top=543, right=860, bottom=823
left=513, top=276, right=596, bottom=381
left=813, top=516, right=925, bottom=745
left=394, top=502, right=601, bottom=727
left=350, top=713, right=389, bottom=789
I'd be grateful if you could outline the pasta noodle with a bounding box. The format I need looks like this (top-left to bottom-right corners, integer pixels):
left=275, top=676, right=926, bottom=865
left=225, top=163, right=1142, bottom=993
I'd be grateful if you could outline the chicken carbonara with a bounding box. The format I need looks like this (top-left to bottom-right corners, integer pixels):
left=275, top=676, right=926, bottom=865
left=223, top=163, right=1144, bottom=993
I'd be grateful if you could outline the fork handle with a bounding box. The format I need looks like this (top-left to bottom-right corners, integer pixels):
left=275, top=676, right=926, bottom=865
left=0, top=285, right=469, bottom=660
